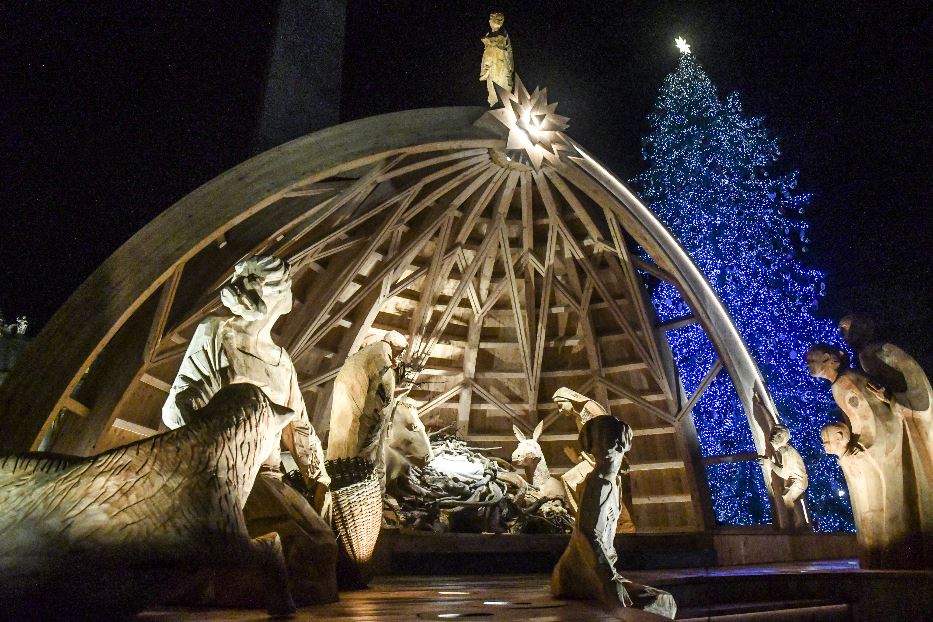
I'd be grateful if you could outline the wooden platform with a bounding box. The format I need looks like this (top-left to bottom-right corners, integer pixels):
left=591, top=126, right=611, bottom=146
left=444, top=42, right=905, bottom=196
left=137, top=561, right=933, bottom=621
left=370, top=530, right=858, bottom=575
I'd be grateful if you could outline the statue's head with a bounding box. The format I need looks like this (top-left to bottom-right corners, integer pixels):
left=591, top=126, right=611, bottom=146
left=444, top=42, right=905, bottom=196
left=511, top=420, right=544, bottom=468
left=820, top=421, right=851, bottom=457
left=579, top=415, right=633, bottom=472
left=221, top=255, right=293, bottom=321
left=382, top=330, right=409, bottom=361
left=805, top=343, right=848, bottom=380
left=552, top=386, right=589, bottom=417
left=838, top=314, right=874, bottom=350
left=489, top=12, right=505, bottom=31
left=769, top=424, right=792, bottom=449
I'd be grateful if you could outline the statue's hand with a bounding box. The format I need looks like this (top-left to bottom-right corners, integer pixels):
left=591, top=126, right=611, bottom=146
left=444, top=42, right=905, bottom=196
left=846, top=442, right=865, bottom=457
left=866, top=382, right=889, bottom=403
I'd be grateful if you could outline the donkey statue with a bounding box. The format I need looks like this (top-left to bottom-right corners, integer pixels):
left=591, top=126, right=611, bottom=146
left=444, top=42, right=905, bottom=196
left=511, top=420, right=565, bottom=501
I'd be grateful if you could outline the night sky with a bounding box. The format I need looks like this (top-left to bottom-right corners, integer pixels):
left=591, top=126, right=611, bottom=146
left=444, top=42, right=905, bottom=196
left=2, top=1, right=930, bottom=366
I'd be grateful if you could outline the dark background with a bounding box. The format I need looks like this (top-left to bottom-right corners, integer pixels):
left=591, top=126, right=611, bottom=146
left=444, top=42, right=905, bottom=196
left=2, top=1, right=930, bottom=366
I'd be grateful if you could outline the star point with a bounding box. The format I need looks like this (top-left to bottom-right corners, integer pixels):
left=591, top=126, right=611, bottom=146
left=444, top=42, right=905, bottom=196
left=675, top=36, right=691, bottom=55
left=485, top=74, right=570, bottom=170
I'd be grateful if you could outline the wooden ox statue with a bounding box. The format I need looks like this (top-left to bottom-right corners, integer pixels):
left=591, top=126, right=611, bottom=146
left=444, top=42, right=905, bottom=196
left=0, top=384, right=298, bottom=620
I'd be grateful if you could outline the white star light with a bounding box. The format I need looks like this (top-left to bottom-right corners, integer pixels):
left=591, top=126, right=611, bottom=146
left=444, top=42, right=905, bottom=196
left=487, top=75, right=570, bottom=169
left=675, top=36, right=691, bottom=55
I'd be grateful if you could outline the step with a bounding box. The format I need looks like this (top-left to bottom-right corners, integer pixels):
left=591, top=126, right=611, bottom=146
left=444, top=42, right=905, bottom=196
left=678, top=600, right=851, bottom=621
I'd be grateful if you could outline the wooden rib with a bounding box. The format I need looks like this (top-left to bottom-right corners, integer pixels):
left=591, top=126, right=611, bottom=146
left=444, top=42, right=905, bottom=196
left=469, top=380, right=529, bottom=433
left=550, top=277, right=583, bottom=314
left=61, top=396, right=91, bottom=418
left=633, top=258, right=677, bottom=284
left=455, top=250, right=483, bottom=316
left=293, top=201, right=452, bottom=356
left=309, top=287, right=386, bottom=430
left=499, top=225, right=534, bottom=400
left=407, top=214, right=455, bottom=357
left=577, top=276, right=611, bottom=412
left=601, top=209, right=668, bottom=385
left=457, top=318, right=482, bottom=435
left=287, top=190, right=409, bottom=267
left=542, top=168, right=604, bottom=246
left=112, top=418, right=157, bottom=437
left=139, top=373, right=171, bottom=393
left=676, top=359, right=723, bottom=422
left=593, top=375, right=676, bottom=424
left=143, top=263, right=183, bottom=364
left=377, top=150, right=488, bottom=182
left=417, top=215, right=504, bottom=367
left=454, top=168, right=508, bottom=243
left=520, top=171, right=534, bottom=253
left=272, top=158, right=392, bottom=259
left=418, top=383, right=465, bottom=418
left=384, top=247, right=459, bottom=299
left=291, top=188, right=415, bottom=352
left=534, top=171, right=667, bottom=389
left=530, top=225, right=558, bottom=395
left=298, top=366, right=341, bottom=392
left=660, top=314, right=697, bottom=331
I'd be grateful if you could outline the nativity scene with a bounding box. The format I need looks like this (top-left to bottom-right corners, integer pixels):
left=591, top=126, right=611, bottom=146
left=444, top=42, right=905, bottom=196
left=0, top=10, right=929, bottom=622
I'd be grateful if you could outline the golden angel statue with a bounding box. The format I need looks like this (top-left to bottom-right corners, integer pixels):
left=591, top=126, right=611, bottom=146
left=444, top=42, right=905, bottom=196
left=479, top=12, right=514, bottom=106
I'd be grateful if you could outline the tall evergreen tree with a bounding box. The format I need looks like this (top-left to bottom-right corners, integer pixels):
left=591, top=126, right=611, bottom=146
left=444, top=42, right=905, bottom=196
left=634, top=41, right=854, bottom=530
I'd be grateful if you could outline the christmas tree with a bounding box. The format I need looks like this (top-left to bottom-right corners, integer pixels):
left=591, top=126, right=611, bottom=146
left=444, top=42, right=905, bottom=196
left=633, top=39, right=854, bottom=531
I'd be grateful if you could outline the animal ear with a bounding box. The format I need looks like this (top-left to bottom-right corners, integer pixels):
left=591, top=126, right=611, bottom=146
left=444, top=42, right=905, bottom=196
left=513, top=425, right=526, bottom=442
left=271, top=403, right=297, bottom=428
left=533, top=420, right=544, bottom=440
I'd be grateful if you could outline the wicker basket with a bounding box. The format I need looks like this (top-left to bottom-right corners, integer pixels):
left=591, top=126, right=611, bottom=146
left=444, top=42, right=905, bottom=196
left=326, top=457, right=382, bottom=565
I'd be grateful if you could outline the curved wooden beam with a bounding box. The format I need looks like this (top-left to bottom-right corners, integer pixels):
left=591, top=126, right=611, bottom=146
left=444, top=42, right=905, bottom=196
left=0, top=107, right=500, bottom=452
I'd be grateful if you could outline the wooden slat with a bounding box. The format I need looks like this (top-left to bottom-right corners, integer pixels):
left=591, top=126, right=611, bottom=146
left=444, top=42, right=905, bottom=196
left=417, top=215, right=504, bottom=367
left=139, top=373, right=171, bottom=393
left=112, top=418, right=157, bottom=437
left=418, top=383, right=465, bottom=419
left=676, top=359, right=723, bottom=422
left=530, top=226, right=557, bottom=395
left=377, top=149, right=488, bottom=182
left=295, top=203, right=454, bottom=355
left=143, top=264, right=183, bottom=364
left=294, top=188, right=415, bottom=349
left=61, top=396, right=90, bottom=418
left=468, top=379, right=529, bottom=432
left=660, top=314, right=698, bottom=331
left=407, top=214, right=455, bottom=357
left=594, top=375, right=676, bottom=424
left=457, top=317, right=482, bottom=436
left=534, top=171, right=668, bottom=391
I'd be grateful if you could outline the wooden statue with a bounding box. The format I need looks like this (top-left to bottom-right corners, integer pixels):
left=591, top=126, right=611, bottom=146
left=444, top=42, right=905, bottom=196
left=480, top=11, right=514, bottom=106
left=163, top=255, right=327, bottom=490
left=758, top=424, right=810, bottom=531
left=807, top=343, right=925, bottom=567
left=552, top=416, right=677, bottom=619
left=511, top=420, right=566, bottom=501
left=385, top=396, right=434, bottom=487
left=327, top=330, right=409, bottom=489
left=553, top=387, right=635, bottom=532
left=161, top=255, right=336, bottom=606
left=0, top=384, right=297, bottom=620
left=839, top=313, right=933, bottom=557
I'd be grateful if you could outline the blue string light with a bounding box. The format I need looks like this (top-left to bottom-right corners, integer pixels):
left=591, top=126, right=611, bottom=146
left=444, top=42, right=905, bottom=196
left=633, top=51, right=854, bottom=531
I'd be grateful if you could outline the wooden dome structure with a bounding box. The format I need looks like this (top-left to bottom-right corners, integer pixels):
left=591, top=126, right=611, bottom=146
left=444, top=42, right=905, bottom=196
left=0, top=95, right=787, bottom=532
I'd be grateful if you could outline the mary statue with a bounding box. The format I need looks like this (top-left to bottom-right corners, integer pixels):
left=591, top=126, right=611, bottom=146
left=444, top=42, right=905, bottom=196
left=480, top=12, right=514, bottom=106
